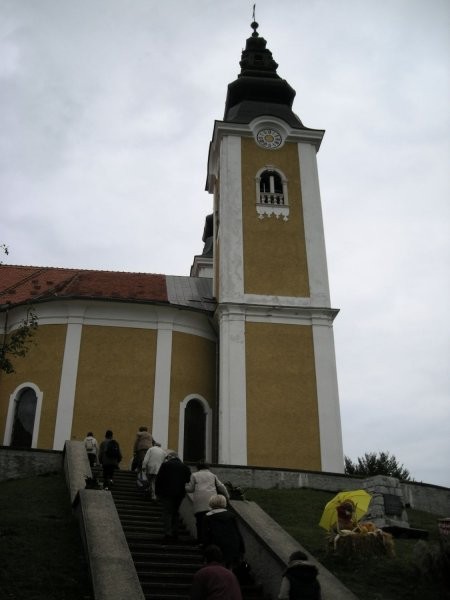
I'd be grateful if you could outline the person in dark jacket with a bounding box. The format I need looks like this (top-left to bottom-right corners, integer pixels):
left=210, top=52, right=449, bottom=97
left=98, top=429, right=122, bottom=490
left=278, top=550, right=322, bottom=600
left=155, top=451, right=191, bottom=540
left=190, top=544, right=243, bottom=600
left=202, top=494, right=245, bottom=569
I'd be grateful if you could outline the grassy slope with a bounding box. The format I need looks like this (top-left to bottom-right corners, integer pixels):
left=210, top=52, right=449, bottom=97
left=0, top=472, right=93, bottom=600
left=1, top=474, right=448, bottom=600
left=246, top=488, right=449, bottom=600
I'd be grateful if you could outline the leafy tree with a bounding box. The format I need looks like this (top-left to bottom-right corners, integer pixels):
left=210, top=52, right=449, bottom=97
left=345, top=451, right=412, bottom=481
left=1, top=308, right=39, bottom=374
left=1, top=244, right=39, bottom=374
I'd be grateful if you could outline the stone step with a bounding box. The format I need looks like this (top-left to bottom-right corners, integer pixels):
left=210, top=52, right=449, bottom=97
left=117, top=512, right=163, bottom=522
left=134, top=561, right=201, bottom=573
left=121, top=521, right=189, bottom=532
left=143, top=592, right=189, bottom=600
left=138, top=571, right=195, bottom=583
left=112, top=492, right=154, bottom=503
left=140, top=581, right=265, bottom=600
left=115, top=509, right=163, bottom=520
left=128, top=540, right=201, bottom=553
left=122, top=527, right=169, bottom=538
left=113, top=499, right=156, bottom=510
left=140, top=581, right=191, bottom=595
left=130, top=550, right=202, bottom=564
left=118, top=516, right=190, bottom=535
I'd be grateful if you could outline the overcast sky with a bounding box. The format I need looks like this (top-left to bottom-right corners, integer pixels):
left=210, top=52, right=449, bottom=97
left=2, top=0, right=449, bottom=487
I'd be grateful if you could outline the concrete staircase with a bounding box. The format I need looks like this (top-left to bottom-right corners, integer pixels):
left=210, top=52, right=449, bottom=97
left=95, top=468, right=267, bottom=600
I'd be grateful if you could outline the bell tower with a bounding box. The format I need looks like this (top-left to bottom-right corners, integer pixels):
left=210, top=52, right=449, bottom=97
left=206, top=21, right=344, bottom=472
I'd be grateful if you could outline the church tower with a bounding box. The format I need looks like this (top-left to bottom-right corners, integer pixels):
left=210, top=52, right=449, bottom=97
left=206, top=21, right=344, bottom=472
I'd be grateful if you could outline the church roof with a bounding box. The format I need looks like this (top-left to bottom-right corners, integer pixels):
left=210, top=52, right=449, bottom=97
left=0, top=265, right=215, bottom=313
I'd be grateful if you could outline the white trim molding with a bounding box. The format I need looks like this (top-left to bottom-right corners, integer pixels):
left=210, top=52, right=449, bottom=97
left=218, top=135, right=244, bottom=303
left=53, top=314, right=84, bottom=450
left=152, top=319, right=174, bottom=449
left=312, top=320, right=344, bottom=473
left=215, top=304, right=248, bottom=465
left=27, top=300, right=215, bottom=339
left=245, top=304, right=338, bottom=326
left=298, top=142, right=331, bottom=308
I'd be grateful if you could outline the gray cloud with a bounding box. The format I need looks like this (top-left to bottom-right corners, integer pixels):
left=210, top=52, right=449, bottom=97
left=1, top=0, right=449, bottom=486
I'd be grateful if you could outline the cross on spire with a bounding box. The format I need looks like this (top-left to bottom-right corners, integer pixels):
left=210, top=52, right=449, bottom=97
left=251, top=4, right=259, bottom=38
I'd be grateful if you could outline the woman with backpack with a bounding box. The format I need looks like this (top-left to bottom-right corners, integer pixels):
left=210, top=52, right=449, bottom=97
left=83, top=431, right=98, bottom=467
left=98, top=429, right=122, bottom=489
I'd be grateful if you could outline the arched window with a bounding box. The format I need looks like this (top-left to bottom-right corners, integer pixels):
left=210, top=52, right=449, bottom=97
left=4, top=383, right=43, bottom=448
left=259, top=170, right=284, bottom=202
left=178, top=394, right=212, bottom=463
left=11, top=387, right=37, bottom=448
left=255, top=167, right=289, bottom=220
left=183, top=399, right=206, bottom=463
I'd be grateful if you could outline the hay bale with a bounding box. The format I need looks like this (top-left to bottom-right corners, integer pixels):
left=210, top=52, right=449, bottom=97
left=328, top=525, right=395, bottom=559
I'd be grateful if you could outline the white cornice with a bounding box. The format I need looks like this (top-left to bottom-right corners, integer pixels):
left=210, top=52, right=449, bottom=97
left=207, top=118, right=325, bottom=191
left=215, top=302, right=338, bottom=325
left=4, top=298, right=215, bottom=340
left=244, top=293, right=311, bottom=307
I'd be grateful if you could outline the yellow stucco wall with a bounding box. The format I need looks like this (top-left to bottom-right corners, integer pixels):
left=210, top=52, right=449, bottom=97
left=0, top=324, right=66, bottom=449
left=241, top=138, right=310, bottom=297
left=245, top=321, right=321, bottom=470
left=169, top=331, right=216, bottom=452
left=72, top=325, right=157, bottom=465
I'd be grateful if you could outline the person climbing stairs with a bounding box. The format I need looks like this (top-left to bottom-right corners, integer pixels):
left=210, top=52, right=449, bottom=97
left=93, top=467, right=267, bottom=599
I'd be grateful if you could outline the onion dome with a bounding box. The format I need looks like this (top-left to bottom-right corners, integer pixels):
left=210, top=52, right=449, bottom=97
left=223, top=21, right=304, bottom=128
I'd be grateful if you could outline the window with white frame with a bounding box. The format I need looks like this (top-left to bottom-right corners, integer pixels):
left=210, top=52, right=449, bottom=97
left=255, top=167, right=289, bottom=220
left=11, top=387, right=37, bottom=448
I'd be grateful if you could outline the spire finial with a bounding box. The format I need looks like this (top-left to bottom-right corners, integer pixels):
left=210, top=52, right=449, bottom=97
left=251, top=4, right=259, bottom=37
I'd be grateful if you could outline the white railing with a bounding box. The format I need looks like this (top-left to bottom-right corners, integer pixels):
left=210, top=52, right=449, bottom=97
left=259, top=192, right=285, bottom=206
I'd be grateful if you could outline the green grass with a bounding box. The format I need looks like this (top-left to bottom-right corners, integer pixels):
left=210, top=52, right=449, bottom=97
left=1, top=475, right=448, bottom=600
left=0, top=472, right=93, bottom=600
left=246, top=488, right=450, bottom=600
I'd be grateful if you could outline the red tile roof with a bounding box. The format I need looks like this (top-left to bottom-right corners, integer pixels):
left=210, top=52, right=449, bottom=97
left=0, top=265, right=168, bottom=306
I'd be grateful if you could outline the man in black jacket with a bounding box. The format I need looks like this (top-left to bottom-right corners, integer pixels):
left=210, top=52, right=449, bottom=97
left=278, top=550, right=322, bottom=600
left=155, top=451, right=191, bottom=541
left=98, top=429, right=122, bottom=490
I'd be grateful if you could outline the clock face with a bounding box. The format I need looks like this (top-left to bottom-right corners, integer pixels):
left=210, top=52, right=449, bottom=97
left=256, top=128, right=283, bottom=149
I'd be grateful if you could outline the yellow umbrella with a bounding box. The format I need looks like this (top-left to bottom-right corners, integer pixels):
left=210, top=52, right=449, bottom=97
left=319, top=489, right=372, bottom=531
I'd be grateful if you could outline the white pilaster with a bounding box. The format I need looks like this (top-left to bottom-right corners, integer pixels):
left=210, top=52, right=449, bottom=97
left=312, top=316, right=344, bottom=473
left=53, top=317, right=83, bottom=450
left=218, top=136, right=244, bottom=303
left=217, top=305, right=247, bottom=465
left=152, top=320, right=173, bottom=448
left=298, top=143, right=331, bottom=307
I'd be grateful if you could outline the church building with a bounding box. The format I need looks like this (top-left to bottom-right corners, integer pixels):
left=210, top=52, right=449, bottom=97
left=0, top=22, right=344, bottom=473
